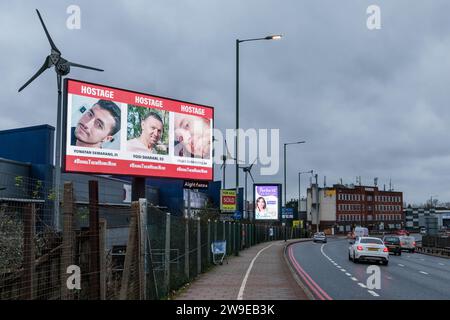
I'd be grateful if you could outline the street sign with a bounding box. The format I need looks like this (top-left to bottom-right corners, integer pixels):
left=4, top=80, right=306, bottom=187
left=221, top=189, right=237, bottom=212
left=282, top=207, right=294, bottom=219
left=293, top=220, right=300, bottom=228
left=233, top=210, right=242, bottom=220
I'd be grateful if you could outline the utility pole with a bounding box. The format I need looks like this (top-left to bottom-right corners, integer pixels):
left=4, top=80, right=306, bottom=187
left=315, top=174, right=319, bottom=233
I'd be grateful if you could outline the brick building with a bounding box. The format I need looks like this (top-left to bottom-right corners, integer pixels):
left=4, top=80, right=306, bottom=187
left=307, top=184, right=404, bottom=233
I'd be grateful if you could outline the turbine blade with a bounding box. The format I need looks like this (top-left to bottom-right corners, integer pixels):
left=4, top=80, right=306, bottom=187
left=249, top=171, right=255, bottom=183
left=249, top=158, right=257, bottom=170
left=36, top=9, right=60, bottom=54
left=69, top=61, right=104, bottom=72
left=18, top=56, right=51, bottom=92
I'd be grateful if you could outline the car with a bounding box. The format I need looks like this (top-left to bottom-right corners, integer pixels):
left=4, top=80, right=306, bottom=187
left=399, top=236, right=416, bottom=253
left=348, top=237, right=389, bottom=265
left=313, top=232, right=327, bottom=243
left=353, top=226, right=369, bottom=238
left=395, top=229, right=410, bottom=236
left=382, top=235, right=402, bottom=256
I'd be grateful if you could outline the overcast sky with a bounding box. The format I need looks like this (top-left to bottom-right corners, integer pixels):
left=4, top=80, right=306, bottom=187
left=2, top=0, right=450, bottom=205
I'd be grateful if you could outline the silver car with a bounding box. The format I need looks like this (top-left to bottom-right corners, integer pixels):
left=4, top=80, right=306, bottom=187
left=313, top=232, right=327, bottom=243
left=348, top=237, right=389, bottom=265
left=399, top=236, right=416, bottom=253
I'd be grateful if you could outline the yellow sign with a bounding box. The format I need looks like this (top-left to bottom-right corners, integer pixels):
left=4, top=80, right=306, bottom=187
left=220, top=190, right=236, bottom=212
left=293, top=220, right=300, bottom=228
left=325, top=190, right=336, bottom=197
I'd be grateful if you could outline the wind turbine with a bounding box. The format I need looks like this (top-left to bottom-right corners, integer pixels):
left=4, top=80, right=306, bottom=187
left=220, top=139, right=243, bottom=189
left=18, top=9, right=104, bottom=229
left=239, top=159, right=257, bottom=220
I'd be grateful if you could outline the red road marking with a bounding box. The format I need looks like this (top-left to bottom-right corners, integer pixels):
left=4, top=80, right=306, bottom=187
left=288, top=245, right=333, bottom=300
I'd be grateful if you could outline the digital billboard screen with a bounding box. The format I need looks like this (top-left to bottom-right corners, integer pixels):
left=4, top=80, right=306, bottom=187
left=63, top=79, right=213, bottom=180
left=253, top=184, right=281, bottom=221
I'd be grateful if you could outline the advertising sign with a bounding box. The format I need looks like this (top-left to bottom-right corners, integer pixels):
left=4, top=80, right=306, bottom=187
left=282, top=207, right=294, bottom=219
left=253, top=184, right=281, bottom=221
left=220, top=189, right=236, bottom=212
left=63, top=79, right=213, bottom=180
left=183, top=180, right=209, bottom=189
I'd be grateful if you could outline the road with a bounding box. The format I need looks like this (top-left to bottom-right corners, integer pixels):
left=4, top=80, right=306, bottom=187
left=288, top=237, right=450, bottom=299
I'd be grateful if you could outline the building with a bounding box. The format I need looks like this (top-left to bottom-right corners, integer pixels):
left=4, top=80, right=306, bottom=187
left=404, top=207, right=450, bottom=231
left=307, top=184, right=404, bottom=233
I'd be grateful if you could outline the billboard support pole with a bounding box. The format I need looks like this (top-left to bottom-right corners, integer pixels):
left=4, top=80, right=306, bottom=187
left=54, top=73, right=62, bottom=230
left=132, top=177, right=146, bottom=201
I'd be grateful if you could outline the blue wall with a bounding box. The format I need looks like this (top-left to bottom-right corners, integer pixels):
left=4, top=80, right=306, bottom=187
left=0, top=125, right=54, bottom=165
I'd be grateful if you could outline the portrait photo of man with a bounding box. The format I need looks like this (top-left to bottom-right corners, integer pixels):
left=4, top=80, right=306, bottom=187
left=127, top=105, right=169, bottom=155
left=71, top=99, right=121, bottom=149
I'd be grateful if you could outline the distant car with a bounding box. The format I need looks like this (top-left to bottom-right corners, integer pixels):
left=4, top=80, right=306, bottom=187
left=419, top=227, right=427, bottom=235
left=354, top=227, right=369, bottom=238
left=399, top=236, right=416, bottom=253
left=348, top=237, right=389, bottom=265
left=313, top=232, right=327, bottom=243
left=395, top=229, right=410, bottom=236
left=382, top=236, right=402, bottom=256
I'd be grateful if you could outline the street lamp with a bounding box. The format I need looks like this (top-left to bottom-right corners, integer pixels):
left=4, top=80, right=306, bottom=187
left=298, top=170, right=313, bottom=231
left=235, top=34, right=282, bottom=222
left=283, top=141, right=305, bottom=241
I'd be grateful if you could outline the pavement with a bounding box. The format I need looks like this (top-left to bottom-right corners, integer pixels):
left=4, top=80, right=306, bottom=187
left=174, top=239, right=310, bottom=300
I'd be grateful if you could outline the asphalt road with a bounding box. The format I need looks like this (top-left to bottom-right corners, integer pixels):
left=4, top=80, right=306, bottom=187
left=289, top=237, right=450, bottom=299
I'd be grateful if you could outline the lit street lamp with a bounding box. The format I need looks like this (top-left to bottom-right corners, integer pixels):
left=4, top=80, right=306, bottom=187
left=235, top=34, right=283, bottom=221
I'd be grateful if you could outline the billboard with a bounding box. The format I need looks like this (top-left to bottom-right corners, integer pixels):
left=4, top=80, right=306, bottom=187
left=253, top=184, right=281, bottom=221
left=63, top=79, right=213, bottom=180
left=220, top=189, right=236, bottom=212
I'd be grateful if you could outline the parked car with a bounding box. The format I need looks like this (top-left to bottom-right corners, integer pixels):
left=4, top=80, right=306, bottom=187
left=395, top=229, right=410, bottom=236
left=399, top=236, right=416, bottom=253
left=313, top=232, right=327, bottom=243
left=382, top=235, right=402, bottom=256
left=348, top=237, right=389, bottom=265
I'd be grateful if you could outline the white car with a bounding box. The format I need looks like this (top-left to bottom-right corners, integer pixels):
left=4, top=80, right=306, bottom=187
left=348, top=237, right=389, bottom=265
left=313, top=232, right=327, bottom=243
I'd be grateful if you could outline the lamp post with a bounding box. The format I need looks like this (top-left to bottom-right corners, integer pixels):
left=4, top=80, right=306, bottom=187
left=235, top=34, right=282, bottom=223
left=283, top=141, right=305, bottom=241
left=298, top=170, right=313, bottom=234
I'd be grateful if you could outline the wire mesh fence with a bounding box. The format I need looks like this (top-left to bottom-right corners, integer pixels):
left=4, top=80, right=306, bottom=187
left=0, top=172, right=305, bottom=300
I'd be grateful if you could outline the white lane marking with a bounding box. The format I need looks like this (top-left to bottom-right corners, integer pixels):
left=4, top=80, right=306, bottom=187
left=439, top=263, right=445, bottom=266
left=351, top=277, right=358, bottom=281
left=358, top=283, right=367, bottom=288
left=386, top=276, right=393, bottom=280
left=237, top=243, right=275, bottom=300
left=398, top=264, right=405, bottom=267
left=340, top=269, right=346, bottom=272
left=368, top=290, right=380, bottom=297
left=419, top=271, right=429, bottom=275
left=345, top=273, right=351, bottom=276
left=336, top=266, right=342, bottom=269
left=420, top=259, right=425, bottom=261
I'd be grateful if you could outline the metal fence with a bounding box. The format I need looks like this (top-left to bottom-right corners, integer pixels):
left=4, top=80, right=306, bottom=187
left=0, top=173, right=300, bottom=300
